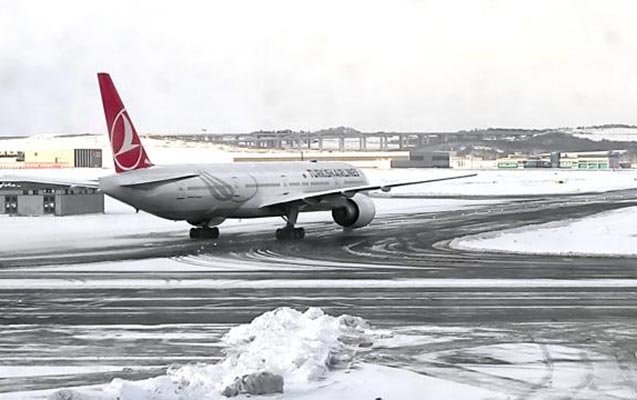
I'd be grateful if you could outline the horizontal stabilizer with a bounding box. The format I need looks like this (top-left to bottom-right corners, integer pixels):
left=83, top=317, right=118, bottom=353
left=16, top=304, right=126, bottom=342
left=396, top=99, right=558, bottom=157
left=117, top=172, right=200, bottom=187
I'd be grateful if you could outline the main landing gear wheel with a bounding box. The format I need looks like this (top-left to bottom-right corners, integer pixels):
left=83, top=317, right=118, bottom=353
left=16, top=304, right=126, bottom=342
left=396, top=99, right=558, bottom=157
left=276, top=207, right=305, bottom=240
left=275, top=227, right=305, bottom=240
left=189, top=227, right=219, bottom=239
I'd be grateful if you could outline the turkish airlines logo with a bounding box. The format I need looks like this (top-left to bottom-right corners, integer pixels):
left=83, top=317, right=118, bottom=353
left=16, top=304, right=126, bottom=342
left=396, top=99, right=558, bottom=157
left=110, top=109, right=143, bottom=171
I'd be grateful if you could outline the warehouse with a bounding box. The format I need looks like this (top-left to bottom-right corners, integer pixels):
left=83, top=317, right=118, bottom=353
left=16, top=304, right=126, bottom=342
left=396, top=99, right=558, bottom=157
left=0, top=177, right=103, bottom=216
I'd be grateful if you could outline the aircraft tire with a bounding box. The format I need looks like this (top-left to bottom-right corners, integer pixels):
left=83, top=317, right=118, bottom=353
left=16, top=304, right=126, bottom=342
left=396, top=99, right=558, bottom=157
left=276, top=227, right=305, bottom=240
left=275, top=228, right=287, bottom=240
left=190, top=227, right=219, bottom=240
left=203, top=227, right=219, bottom=239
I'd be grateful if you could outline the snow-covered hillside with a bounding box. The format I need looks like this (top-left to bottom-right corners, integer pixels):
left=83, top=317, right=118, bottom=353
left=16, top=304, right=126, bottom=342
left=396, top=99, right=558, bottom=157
left=565, top=126, right=637, bottom=142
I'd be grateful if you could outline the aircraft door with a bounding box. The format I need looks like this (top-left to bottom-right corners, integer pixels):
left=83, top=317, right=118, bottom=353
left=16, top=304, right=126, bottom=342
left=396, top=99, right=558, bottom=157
left=333, top=171, right=345, bottom=189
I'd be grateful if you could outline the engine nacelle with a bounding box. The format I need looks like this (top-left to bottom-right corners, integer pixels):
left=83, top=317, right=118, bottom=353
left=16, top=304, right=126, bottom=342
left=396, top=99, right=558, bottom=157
left=332, top=193, right=376, bottom=229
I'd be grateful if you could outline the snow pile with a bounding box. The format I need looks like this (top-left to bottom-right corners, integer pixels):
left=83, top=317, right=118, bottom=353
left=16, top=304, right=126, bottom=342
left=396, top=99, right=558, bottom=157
left=218, top=307, right=370, bottom=388
left=47, top=307, right=373, bottom=400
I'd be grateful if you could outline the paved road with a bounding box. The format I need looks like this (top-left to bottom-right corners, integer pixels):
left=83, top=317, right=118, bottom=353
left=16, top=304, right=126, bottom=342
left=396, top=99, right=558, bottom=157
left=1, top=190, right=637, bottom=399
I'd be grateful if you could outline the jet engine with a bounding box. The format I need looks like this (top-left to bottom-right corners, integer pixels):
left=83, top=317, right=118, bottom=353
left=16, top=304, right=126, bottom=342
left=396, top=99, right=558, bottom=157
left=331, top=193, right=376, bottom=229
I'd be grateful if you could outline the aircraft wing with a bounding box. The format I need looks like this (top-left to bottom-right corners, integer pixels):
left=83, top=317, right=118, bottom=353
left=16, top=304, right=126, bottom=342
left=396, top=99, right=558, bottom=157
left=0, top=174, right=99, bottom=189
left=259, top=173, right=477, bottom=208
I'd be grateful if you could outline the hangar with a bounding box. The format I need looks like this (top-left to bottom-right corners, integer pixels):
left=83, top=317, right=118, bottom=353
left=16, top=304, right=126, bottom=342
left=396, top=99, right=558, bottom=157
left=0, top=176, right=103, bottom=216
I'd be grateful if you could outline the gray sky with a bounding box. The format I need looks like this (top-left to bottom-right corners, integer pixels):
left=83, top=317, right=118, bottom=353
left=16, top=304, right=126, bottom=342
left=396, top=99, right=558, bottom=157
left=2, top=0, right=637, bottom=136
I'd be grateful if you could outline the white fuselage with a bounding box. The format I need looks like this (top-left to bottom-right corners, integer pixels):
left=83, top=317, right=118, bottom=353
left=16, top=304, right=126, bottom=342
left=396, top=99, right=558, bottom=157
left=99, top=161, right=368, bottom=225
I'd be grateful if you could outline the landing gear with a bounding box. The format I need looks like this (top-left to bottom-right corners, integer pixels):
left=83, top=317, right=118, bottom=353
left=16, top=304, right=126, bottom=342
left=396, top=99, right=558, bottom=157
left=189, top=226, right=219, bottom=239
left=276, top=207, right=305, bottom=240
left=275, top=227, right=305, bottom=240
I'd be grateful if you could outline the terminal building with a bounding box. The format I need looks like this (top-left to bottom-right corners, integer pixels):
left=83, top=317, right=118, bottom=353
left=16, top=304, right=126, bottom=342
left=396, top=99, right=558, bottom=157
left=0, top=177, right=103, bottom=216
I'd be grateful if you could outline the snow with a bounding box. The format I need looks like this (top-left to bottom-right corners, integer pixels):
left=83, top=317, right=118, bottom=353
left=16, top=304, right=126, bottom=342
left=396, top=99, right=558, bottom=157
left=418, top=342, right=619, bottom=397
left=568, top=126, right=637, bottom=142
left=281, top=363, right=504, bottom=400
left=451, top=206, right=637, bottom=256
left=2, top=278, right=637, bottom=290
left=0, top=134, right=109, bottom=153
left=217, top=307, right=370, bottom=388
left=448, top=342, right=601, bottom=364
left=366, top=168, right=637, bottom=196
left=0, top=308, right=505, bottom=400
left=0, top=134, right=235, bottom=165
left=0, top=197, right=180, bottom=253
left=0, top=364, right=506, bottom=400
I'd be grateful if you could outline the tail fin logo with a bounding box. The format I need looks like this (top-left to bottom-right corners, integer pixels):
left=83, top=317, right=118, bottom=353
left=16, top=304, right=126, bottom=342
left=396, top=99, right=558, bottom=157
left=111, top=109, right=144, bottom=171
left=98, top=72, right=152, bottom=173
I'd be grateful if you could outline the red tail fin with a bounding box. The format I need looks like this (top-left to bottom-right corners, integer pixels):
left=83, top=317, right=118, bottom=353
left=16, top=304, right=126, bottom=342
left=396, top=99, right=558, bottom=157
left=97, top=73, right=153, bottom=173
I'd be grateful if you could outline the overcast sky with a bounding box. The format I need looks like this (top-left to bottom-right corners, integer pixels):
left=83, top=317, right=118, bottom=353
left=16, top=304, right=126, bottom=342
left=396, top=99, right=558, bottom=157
left=2, top=0, right=637, bottom=136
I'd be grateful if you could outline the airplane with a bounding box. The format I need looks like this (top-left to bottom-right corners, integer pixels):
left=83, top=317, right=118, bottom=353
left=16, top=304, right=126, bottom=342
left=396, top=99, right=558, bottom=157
left=97, top=73, right=476, bottom=240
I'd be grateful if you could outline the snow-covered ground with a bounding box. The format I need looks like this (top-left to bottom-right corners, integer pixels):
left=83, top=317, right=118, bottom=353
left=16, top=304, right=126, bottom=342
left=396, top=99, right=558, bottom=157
left=371, top=167, right=637, bottom=258
left=0, top=308, right=506, bottom=400
left=367, top=168, right=637, bottom=196
left=450, top=205, right=637, bottom=257
left=4, top=307, right=631, bottom=400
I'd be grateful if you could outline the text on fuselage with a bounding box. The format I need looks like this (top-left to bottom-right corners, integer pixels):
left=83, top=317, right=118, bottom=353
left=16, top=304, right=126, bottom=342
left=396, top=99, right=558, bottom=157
left=305, top=168, right=360, bottom=178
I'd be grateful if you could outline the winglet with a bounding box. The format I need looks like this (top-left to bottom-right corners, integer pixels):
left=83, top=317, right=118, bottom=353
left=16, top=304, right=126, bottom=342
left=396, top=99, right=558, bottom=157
left=97, top=73, right=153, bottom=173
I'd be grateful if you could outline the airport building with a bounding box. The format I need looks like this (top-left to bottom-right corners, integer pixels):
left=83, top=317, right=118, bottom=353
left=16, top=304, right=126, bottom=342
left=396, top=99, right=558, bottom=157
left=0, top=177, right=103, bottom=216
left=557, top=151, right=623, bottom=169
left=0, top=150, right=25, bottom=164
left=0, top=148, right=103, bottom=169
left=496, top=150, right=626, bottom=169
left=391, top=149, right=450, bottom=168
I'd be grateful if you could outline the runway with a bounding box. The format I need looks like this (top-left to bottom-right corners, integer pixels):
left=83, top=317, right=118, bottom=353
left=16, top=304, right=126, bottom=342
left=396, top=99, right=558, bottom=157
left=2, top=190, right=637, bottom=398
